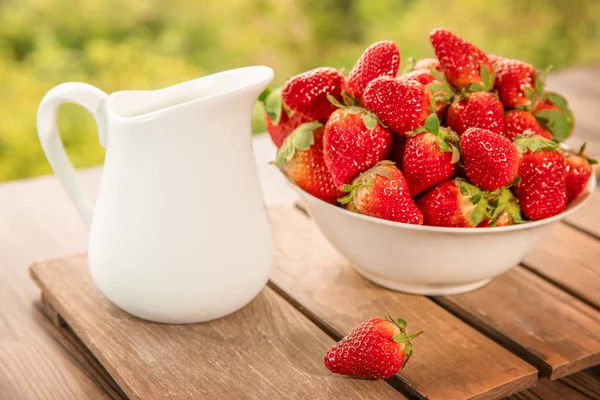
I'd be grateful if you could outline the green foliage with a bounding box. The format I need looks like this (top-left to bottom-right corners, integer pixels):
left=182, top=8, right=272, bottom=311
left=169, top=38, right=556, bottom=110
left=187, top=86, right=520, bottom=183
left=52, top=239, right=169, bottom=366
left=1, top=0, right=599, bottom=181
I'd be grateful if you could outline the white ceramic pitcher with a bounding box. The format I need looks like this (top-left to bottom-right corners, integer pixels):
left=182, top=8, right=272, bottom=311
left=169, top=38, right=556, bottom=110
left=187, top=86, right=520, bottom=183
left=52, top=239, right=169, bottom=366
left=37, top=66, right=275, bottom=324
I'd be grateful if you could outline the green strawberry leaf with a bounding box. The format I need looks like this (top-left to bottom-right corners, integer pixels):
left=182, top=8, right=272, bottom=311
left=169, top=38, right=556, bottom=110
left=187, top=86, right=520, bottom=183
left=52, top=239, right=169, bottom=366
left=429, top=67, right=448, bottom=85
left=424, top=113, right=440, bottom=134
left=546, top=92, right=569, bottom=111
left=438, top=140, right=451, bottom=152
left=513, top=135, right=558, bottom=153
left=533, top=109, right=573, bottom=142
left=455, top=179, right=480, bottom=197
left=258, top=87, right=271, bottom=103
left=467, top=82, right=485, bottom=92
left=272, top=121, right=322, bottom=166
left=469, top=200, right=487, bottom=227
left=402, top=57, right=416, bottom=74
left=363, top=113, right=378, bottom=130
left=393, top=333, right=409, bottom=343
left=327, top=94, right=345, bottom=108
left=404, top=342, right=413, bottom=357
left=397, top=318, right=408, bottom=328
left=341, top=90, right=358, bottom=107
left=263, top=86, right=284, bottom=125
left=450, top=144, right=461, bottom=164
left=480, top=63, right=493, bottom=91
left=534, top=73, right=544, bottom=94
left=523, top=87, right=536, bottom=102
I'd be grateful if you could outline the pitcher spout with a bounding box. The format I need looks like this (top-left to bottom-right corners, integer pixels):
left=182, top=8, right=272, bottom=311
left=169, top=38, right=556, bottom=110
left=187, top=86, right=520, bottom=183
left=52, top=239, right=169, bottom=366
left=108, top=66, right=274, bottom=120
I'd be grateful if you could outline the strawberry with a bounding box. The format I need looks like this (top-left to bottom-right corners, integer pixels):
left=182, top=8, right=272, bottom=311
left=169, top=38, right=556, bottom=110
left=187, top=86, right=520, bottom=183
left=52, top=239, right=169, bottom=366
left=493, top=58, right=536, bottom=108
left=324, top=316, right=422, bottom=379
left=564, top=143, right=597, bottom=202
left=363, top=76, right=432, bottom=135
left=343, top=41, right=400, bottom=102
left=460, top=127, right=520, bottom=190
left=397, top=69, right=453, bottom=117
left=532, top=92, right=575, bottom=142
left=273, top=122, right=342, bottom=204
left=402, top=114, right=460, bottom=195
left=260, top=87, right=312, bottom=147
left=429, top=28, right=493, bottom=91
left=414, top=57, right=440, bottom=71
left=417, top=179, right=488, bottom=227
left=504, top=110, right=552, bottom=141
left=340, top=161, right=423, bottom=224
left=323, top=105, right=392, bottom=187
left=281, top=67, right=345, bottom=123
left=479, top=188, right=524, bottom=227
left=446, top=92, right=504, bottom=135
left=513, top=136, right=567, bottom=220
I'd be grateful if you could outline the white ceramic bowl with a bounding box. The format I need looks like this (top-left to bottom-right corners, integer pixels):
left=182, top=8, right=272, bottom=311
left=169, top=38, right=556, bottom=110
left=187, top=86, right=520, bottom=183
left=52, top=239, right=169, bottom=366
left=292, top=176, right=596, bottom=295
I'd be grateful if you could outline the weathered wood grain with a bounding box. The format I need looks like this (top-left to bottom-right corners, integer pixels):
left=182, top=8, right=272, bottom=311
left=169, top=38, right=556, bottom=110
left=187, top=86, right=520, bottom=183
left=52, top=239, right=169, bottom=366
left=435, top=267, right=600, bottom=380
left=523, top=223, right=600, bottom=309
left=268, top=205, right=537, bottom=400
left=30, top=254, right=404, bottom=400
left=559, top=366, right=600, bottom=399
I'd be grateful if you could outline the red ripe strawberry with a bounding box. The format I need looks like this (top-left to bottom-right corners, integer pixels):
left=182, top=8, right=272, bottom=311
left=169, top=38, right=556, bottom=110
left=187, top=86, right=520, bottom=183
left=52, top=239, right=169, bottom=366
left=273, top=122, right=342, bottom=204
left=324, top=316, right=422, bottom=379
left=504, top=110, right=552, bottom=141
left=323, top=107, right=392, bottom=187
left=363, top=76, right=432, bottom=135
left=260, top=87, right=312, bottom=147
left=429, top=28, right=493, bottom=91
left=494, top=58, right=536, bottom=108
left=414, top=57, right=440, bottom=71
left=340, top=161, right=423, bottom=224
left=479, top=188, right=524, bottom=227
left=343, top=41, right=400, bottom=102
left=564, top=143, right=597, bottom=202
left=532, top=92, right=575, bottom=142
left=417, top=179, right=488, bottom=227
left=446, top=92, right=504, bottom=135
left=513, top=136, right=567, bottom=220
left=264, top=112, right=311, bottom=148
left=397, top=69, right=436, bottom=86
left=281, top=67, right=344, bottom=123
left=402, top=114, right=460, bottom=195
left=460, top=127, right=520, bottom=190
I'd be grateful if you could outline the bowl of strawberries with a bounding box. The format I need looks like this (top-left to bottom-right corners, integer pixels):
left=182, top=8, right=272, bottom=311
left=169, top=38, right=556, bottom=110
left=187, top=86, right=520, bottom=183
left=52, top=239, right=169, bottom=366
left=262, top=28, right=597, bottom=295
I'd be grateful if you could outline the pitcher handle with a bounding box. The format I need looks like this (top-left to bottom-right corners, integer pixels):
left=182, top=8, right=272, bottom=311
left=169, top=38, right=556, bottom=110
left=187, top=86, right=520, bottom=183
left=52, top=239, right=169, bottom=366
left=36, top=83, right=109, bottom=231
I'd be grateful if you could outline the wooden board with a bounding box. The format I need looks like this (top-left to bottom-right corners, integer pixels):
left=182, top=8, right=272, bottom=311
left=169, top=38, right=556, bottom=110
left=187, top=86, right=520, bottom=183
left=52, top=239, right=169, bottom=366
left=268, top=205, right=537, bottom=400
left=435, top=267, right=600, bottom=380
left=30, top=255, right=403, bottom=400
left=523, top=223, right=600, bottom=309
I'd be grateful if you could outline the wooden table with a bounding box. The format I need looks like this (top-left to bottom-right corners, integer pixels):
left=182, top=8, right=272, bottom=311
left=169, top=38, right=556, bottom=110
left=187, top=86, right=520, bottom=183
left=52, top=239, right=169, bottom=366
left=1, top=65, right=600, bottom=399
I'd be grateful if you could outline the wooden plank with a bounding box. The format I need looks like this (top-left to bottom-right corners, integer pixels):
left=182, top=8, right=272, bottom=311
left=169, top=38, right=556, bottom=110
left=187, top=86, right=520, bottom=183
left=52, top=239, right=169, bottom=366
left=565, top=185, right=600, bottom=238
left=268, top=205, right=537, bottom=400
left=30, top=254, right=403, bottom=400
left=435, top=267, right=600, bottom=380
left=559, top=366, right=600, bottom=399
left=523, top=223, right=600, bottom=309
left=510, top=366, right=600, bottom=400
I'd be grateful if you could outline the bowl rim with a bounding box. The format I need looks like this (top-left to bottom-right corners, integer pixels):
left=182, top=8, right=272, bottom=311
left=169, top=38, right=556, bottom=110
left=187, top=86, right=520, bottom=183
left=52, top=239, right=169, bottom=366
left=290, top=174, right=597, bottom=234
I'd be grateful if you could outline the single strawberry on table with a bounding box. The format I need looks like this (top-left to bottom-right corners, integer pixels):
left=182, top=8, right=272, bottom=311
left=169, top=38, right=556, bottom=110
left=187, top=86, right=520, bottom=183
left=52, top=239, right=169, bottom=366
left=513, top=135, right=567, bottom=220
left=429, top=28, right=494, bottom=91
left=260, top=87, right=311, bottom=147
left=402, top=113, right=460, bottom=195
left=564, top=143, right=597, bottom=202
left=343, top=40, right=400, bottom=102
left=417, top=178, right=488, bottom=227
left=339, top=161, right=424, bottom=224
left=323, top=100, right=392, bottom=188
left=446, top=91, right=504, bottom=136
left=493, top=58, right=537, bottom=108
left=324, top=316, right=423, bottom=379
left=281, top=67, right=345, bottom=123
left=460, top=127, right=520, bottom=190
left=272, top=122, right=342, bottom=204
left=363, top=76, right=432, bottom=135
left=503, top=110, right=552, bottom=141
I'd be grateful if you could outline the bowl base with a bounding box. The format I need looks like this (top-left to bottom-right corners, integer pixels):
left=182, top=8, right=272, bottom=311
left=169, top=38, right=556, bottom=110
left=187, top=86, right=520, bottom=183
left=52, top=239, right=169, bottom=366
left=353, top=265, right=492, bottom=295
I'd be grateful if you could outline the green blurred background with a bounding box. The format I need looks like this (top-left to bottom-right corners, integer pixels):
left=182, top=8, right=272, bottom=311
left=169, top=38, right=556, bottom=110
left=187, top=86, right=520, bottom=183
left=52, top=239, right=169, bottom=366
left=1, top=0, right=599, bottom=182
